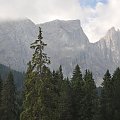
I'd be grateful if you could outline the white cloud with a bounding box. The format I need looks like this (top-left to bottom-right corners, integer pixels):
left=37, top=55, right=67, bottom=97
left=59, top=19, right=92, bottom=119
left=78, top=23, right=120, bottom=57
left=82, top=0, right=120, bottom=42
left=0, top=0, right=119, bottom=42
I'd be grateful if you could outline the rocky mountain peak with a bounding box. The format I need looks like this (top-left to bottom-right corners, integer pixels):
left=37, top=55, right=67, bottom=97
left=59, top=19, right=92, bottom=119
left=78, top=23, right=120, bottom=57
left=0, top=19, right=120, bottom=86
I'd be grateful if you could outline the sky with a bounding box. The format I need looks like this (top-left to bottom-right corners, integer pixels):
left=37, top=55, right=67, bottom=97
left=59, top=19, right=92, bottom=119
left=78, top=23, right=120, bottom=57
left=80, top=0, right=108, bottom=7
left=0, top=0, right=119, bottom=43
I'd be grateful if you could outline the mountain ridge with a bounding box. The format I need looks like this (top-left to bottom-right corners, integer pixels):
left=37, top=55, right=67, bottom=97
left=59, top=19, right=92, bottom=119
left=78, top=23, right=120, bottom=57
left=0, top=18, right=119, bottom=86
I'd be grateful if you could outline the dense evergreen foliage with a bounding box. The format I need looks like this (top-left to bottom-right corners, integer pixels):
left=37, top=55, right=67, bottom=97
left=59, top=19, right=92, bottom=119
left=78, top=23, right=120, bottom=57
left=112, top=68, right=120, bottom=120
left=0, top=74, right=3, bottom=110
left=83, top=70, right=97, bottom=120
left=0, top=71, right=18, bottom=120
left=100, top=70, right=113, bottom=120
left=1, top=27, right=120, bottom=120
left=71, top=64, right=84, bottom=120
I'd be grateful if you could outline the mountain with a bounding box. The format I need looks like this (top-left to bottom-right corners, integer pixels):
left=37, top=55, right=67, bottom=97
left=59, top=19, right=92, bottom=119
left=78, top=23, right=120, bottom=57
left=89, top=27, right=120, bottom=85
left=0, top=19, right=37, bottom=71
left=40, top=20, right=90, bottom=76
left=0, top=19, right=120, bottom=86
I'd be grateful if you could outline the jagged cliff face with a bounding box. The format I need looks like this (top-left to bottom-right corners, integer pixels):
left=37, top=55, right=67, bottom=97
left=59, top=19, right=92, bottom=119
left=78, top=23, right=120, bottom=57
left=0, top=19, right=120, bottom=85
left=95, top=27, right=120, bottom=67
left=0, top=19, right=38, bottom=71
left=86, top=27, right=120, bottom=85
left=40, top=20, right=90, bottom=77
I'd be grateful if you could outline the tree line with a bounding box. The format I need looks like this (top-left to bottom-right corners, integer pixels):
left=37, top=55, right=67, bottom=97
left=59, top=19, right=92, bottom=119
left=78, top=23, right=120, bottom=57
left=0, top=27, right=120, bottom=120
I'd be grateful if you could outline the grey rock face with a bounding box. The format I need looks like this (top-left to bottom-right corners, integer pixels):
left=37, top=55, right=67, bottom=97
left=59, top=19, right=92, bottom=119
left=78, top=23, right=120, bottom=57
left=0, top=19, right=119, bottom=86
left=0, top=19, right=38, bottom=71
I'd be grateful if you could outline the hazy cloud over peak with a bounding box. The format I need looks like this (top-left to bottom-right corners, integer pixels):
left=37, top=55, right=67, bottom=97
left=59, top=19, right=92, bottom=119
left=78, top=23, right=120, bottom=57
left=0, top=0, right=119, bottom=42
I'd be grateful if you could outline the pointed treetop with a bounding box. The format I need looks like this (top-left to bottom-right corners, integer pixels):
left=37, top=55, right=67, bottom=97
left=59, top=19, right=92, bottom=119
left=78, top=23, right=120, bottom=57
left=72, top=64, right=82, bottom=80
left=38, top=27, right=43, bottom=40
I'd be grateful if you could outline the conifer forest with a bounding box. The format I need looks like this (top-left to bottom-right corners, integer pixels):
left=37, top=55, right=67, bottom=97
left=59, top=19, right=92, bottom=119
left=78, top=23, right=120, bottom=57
left=1, top=27, right=120, bottom=120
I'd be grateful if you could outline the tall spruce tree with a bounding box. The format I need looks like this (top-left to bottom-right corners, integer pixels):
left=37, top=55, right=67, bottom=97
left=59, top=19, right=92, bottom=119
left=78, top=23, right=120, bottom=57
left=21, top=27, right=53, bottom=120
left=71, top=64, right=84, bottom=120
left=0, top=71, right=18, bottom=120
left=100, top=70, right=113, bottom=120
left=83, top=70, right=97, bottom=120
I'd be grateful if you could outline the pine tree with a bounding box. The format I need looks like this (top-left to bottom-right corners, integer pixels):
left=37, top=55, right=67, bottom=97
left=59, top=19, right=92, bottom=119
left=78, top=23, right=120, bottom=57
left=59, top=77, right=72, bottom=120
left=83, top=70, right=97, bottom=120
left=0, top=74, right=2, bottom=106
left=39, top=65, right=58, bottom=120
left=71, top=64, right=84, bottom=120
left=21, top=27, right=52, bottom=120
left=52, top=70, right=61, bottom=120
left=59, top=65, right=63, bottom=80
left=0, top=71, right=18, bottom=120
left=100, top=70, right=113, bottom=120
left=56, top=66, right=72, bottom=120
left=52, top=66, right=64, bottom=120
left=112, top=68, right=120, bottom=120
left=0, top=74, right=3, bottom=117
